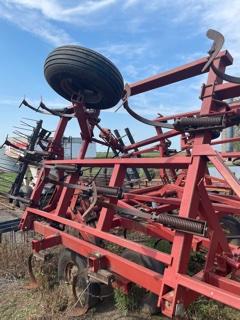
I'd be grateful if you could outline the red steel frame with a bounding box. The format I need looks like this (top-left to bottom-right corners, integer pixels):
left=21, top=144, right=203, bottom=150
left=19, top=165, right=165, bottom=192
left=20, top=50, right=240, bottom=318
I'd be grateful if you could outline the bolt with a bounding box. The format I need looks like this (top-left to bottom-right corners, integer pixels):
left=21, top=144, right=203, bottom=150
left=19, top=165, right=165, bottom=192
left=165, top=300, right=171, bottom=309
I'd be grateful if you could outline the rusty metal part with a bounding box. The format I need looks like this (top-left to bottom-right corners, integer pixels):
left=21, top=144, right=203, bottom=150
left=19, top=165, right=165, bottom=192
left=45, top=164, right=82, bottom=172
left=71, top=270, right=100, bottom=316
left=173, top=115, right=225, bottom=132
left=25, top=253, right=39, bottom=289
left=203, top=29, right=240, bottom=83
left=202, top=29, right=224, bottom=72
left=211, top=63, right=240, bottom=84
left=46, top=178, right=123, bottom=198
left=123, top=84, right=173, bottom=129
left=152, top=213, right=207, bottom=236
left=19, top=98, right=75, bottom=117
left=70, top=274, right=90, bottom=316
left=173, top=113, right=240, bottom=132
left=99, top=200, right=208, bottom=236
left=98, top=125, right=124, bottom=152
left=82, top=182, right=97, bottom=220
left=123, top=100, right=174, bottom=129
left=88, top=269, right=115, bottom=286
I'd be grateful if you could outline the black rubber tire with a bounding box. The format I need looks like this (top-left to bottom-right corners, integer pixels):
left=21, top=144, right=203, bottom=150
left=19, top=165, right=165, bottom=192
left=58, top=249, right=100, bottom=308
left=121, top=249, right=164, bottom=315
left=44, top=45, right=124, bottom=109
left=220, top=216, right=240, bottom=246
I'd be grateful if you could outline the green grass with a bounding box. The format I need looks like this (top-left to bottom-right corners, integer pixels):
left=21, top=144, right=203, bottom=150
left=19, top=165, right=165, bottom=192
left=96, top=151, right=160, bottom=158
left=0, top=172, right=16, bottom=193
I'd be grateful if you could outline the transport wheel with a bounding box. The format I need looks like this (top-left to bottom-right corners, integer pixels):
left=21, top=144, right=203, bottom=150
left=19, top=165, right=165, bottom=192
left=220, top=216, right=240, bottom=246
left=44, top=45, right=124, bottom=109
left=58, top=249, right=100, bottom=314
left=121, top=249, right=164, bottom=315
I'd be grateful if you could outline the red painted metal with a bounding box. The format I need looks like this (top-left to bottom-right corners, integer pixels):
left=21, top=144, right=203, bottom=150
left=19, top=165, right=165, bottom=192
left=19, top=48, right=240, bottom=318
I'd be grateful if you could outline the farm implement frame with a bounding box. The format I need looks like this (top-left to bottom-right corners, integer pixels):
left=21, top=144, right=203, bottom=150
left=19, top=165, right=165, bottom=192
left=18, top=30, right=240, bottom=318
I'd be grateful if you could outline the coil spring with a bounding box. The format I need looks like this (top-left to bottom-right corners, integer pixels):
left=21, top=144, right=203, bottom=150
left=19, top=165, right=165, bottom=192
left=155, top=214, right=206, bottom=236
left=96, top=186, right=123, bottom=198
left=174, top=116, right=223, bottom=130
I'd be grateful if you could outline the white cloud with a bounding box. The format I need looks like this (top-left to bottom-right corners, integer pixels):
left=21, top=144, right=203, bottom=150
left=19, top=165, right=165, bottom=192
left=96, top=43, right=149, bottom=59
left=0, top=0, right=150, bottom=46
left=122, top=63, right=162, bottom=83
left=0, top=0, right=119, bottom=45
left=1, top=0, right=240, bottom=118
left=123, top=0, right=142, bottom=9
left=200, top=1, right=240, bottom=66
left=5, top=0, right=117, bottom=22
left=170, top=0, right=240, bottom=72
left=0, top=1, right=74, bottom=46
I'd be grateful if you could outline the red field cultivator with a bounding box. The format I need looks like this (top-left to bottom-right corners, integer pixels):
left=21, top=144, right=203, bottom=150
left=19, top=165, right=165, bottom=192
left=19, top=30, right=240, bottom=318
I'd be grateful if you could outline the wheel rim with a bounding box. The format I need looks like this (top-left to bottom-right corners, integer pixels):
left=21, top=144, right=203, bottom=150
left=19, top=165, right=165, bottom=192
left=64, top=261, right=79, bottom=284
left=61, top=78, right=103, bottom=104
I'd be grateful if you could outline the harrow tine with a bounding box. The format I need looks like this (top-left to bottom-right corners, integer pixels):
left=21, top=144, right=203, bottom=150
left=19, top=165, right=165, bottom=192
left=13, top=126, right=33, bottom=132
left=123, top=98, right=174, bottom=129
left=39, top=101, right=59, bottom=116
left=13, top=130, right=30, bottom=139
left=22, top=117, right=38, bottom=122
left=20, top=120, right=35, bottom=128
left=19, top=98, right=41, bottom=113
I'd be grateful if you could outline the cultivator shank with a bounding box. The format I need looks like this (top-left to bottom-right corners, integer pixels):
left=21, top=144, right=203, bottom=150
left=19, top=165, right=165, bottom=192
left=18, top=30, right=240, bottom=318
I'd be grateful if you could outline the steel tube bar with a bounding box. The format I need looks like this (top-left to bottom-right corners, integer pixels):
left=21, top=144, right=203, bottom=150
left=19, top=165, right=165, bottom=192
left=26, top=208, right=172, bottom=265
left=177, top=274, right=240, bottom=310
left=34, top=221, right=163, bottom=294
left=44, top=156, right=192, bottom=168
left=129, top=51, right=232, bottom=95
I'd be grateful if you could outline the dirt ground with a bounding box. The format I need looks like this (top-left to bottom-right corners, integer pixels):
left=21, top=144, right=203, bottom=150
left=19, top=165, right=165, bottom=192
left=1, top=265, right=240, bottom=320
left=1, top=201, right=240, bottom=320
left=0, top=273, right=163, bottom=320
left=0, top=201, right=164, bottom=320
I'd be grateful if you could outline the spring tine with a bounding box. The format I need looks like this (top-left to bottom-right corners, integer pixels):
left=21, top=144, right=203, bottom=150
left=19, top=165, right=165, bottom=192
left=19, top=98, right=43, bottom=113
left=20, top=120, right=35, bottom=128
left=13, top=130, right=29, bottom=137
left=13, top=131, right=30, bottom=139
left=39, top=101, right=59, bottom=116
left=22, top=117, right=38, bottom=122
left=13, top=126, right=33, bottom=132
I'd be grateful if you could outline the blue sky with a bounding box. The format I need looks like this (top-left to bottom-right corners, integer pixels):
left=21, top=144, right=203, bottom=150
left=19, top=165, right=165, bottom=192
left=0, top=0, right=240, bottom=151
